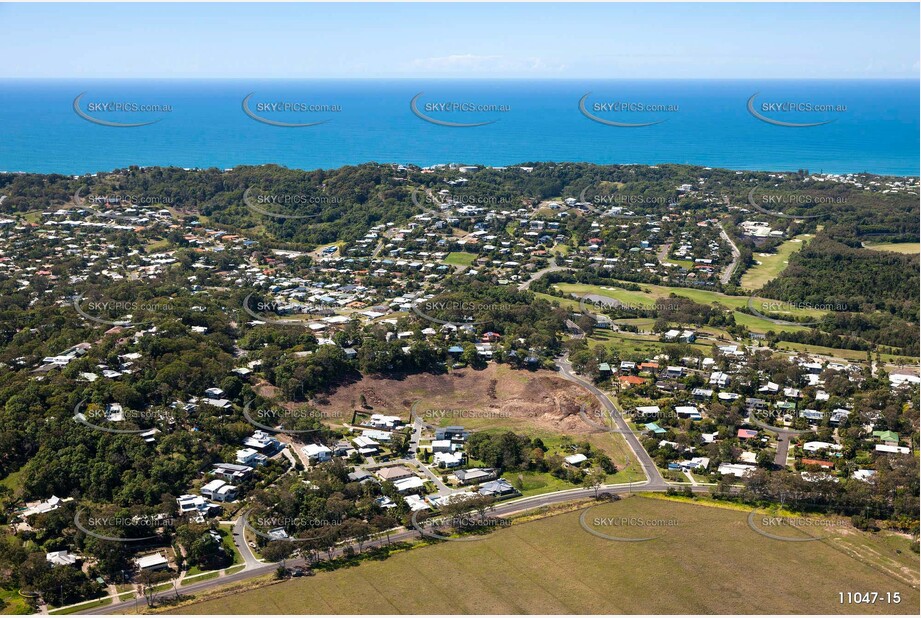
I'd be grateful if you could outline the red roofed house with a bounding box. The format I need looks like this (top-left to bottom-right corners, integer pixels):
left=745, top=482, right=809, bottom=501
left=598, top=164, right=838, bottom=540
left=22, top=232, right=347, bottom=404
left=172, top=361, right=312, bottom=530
left=737, top=429, right=758, bottom=439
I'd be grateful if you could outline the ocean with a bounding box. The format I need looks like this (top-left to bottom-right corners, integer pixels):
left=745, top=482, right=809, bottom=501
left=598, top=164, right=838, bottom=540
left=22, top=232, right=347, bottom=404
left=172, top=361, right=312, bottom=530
left=1, top=79, right=917, bottom=176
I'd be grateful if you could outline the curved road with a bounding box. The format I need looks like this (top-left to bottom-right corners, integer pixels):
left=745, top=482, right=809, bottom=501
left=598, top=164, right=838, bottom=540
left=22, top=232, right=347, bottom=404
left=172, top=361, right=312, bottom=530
left=82, top=480, right=703, bottom=615
left=79, top=361, right=669, bottom=615
left=556, top=357, right=666, bottom=489
left=746, top=414, right=807, bottom=467
left=517, top=263, right=570, bottom=291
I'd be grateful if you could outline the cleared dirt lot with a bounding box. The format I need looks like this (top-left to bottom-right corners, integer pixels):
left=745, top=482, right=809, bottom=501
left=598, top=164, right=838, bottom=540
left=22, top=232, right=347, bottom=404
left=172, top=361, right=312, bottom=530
left=311, top=364, right=602, bottom=436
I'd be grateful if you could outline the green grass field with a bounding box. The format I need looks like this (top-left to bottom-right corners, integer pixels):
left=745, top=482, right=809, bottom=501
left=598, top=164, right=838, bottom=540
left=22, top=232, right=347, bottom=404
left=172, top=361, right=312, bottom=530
left=863, top=242, right=920, bottom=254
left=741, top=234, right=812, bottom=291
left=174, top=496, right=919, bottom=615
left=554, top=282, right=824, bottom=334
left=0, top=588, right=33, bottom=615
left=774, top=340, right=916, bottom=363
left=555, top=282, right=823, bottom=319
left=443, top=252, right=478, bottom=266
left=0, top=468, right=25, bottom=492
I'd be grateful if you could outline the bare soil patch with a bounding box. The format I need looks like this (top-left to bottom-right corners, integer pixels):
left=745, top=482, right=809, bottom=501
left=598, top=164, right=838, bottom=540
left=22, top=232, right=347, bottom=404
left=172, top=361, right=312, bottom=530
left=310, top=364, right=602, bottom=435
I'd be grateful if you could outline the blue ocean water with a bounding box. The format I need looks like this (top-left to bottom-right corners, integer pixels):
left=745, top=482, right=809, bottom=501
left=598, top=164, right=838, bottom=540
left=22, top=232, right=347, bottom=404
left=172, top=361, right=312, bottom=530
left=0, top=79, right=917, bottom=176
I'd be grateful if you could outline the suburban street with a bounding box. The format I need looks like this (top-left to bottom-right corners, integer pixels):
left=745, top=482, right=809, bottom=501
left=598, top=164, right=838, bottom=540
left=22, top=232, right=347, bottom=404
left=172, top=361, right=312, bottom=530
left=746, top=414, right=808, bottom=467
left=81, top=478, right=701, bottom=615
left=517, top=262, right=570, bottom=291
left=556, top=357, right=667, bottom=489
left=76, top=359, right=674, bottom=615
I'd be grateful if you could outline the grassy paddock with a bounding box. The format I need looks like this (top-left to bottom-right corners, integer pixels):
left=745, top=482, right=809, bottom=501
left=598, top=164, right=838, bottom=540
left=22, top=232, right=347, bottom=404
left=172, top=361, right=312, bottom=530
left=740, top=234, right=812, bottom=290
left=862, top=242, right=920, bottom=254
left=173, top=496, right=918, bottom=615
left=443, top=252, right=478, bottom=266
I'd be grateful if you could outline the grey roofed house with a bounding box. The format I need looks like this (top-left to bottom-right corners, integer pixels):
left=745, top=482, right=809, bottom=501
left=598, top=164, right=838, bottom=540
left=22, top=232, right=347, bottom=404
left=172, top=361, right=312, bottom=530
left=347, top=469, right=374, bottom=483
left=455, top=467, right=497, bottom=485
left=477, top=478, right=518, bottom=497
left=212, top=463, right=254, bottom=481
left=800, top=409, right=824, bottom=421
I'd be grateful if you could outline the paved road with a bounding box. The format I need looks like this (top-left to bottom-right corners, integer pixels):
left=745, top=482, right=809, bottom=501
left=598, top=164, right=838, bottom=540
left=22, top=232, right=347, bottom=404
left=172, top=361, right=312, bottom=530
left=746, top=414, right=806, bottom=468
left=78, top=362, right=670, bottom=615
left=517, top=263, right=569, bottom=291
left=656, top=242, right=672, bottom=265
left=232, top=517, right=263, bottom=569
left=719, top=223, right=741, bottom=285
left=83, top=475, right=712, bottom=615
left=773, top=434, right=791, bottom=467
left=556, top=357, right=666, bottom=489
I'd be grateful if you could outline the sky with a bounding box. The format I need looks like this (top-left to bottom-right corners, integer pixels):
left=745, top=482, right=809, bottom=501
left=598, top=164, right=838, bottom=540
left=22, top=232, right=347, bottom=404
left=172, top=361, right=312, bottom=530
left=0, top=2, right=918, bottom=79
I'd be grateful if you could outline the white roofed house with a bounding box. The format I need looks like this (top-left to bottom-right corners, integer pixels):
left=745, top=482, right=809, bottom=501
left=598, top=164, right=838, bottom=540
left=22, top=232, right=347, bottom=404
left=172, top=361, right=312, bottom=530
left=709, top=371, right=731, bottom=388
left=303, top=443, right=333, bottom=464
left=177, top=494, right=220, bottom=522
left=236, top=447, right=267, bottom=466
left=433, top=451, right=464, bottom=468
left=243, top=430, right=280, bottom=453
left=135, top=553, right=170, bottom=572
left=675, top=405, right=702, bottom=420
left=392, top=475, right=426, bottom=494
left=46, top=550, right=81, bottom=567
left=212, top=463, right=254, bottom=481
left=200, top=479, right=239, bottom=502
